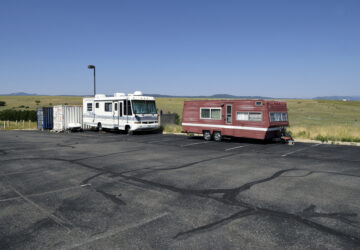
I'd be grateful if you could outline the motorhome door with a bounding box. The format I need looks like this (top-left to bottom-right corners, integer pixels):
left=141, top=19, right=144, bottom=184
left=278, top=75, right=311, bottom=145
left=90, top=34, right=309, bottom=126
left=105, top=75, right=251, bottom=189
left=113, top=102, right=118, bottom=128
left=118, top=101, right=124, bottom=129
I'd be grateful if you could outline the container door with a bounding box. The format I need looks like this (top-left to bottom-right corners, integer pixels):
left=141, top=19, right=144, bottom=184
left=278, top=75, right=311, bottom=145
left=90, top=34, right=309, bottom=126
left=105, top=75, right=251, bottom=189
left=37, top=108, right=43, bottom=130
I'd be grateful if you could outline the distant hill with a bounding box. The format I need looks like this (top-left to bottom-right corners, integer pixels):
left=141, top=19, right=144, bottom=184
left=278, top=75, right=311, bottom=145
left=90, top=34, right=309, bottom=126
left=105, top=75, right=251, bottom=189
left=0, top=92, right=38, bottom=96
left=313, top=96, right=360, bottom=101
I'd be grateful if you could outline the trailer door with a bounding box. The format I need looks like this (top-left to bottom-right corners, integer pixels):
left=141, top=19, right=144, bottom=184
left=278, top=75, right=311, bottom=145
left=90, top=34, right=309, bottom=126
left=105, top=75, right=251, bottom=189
left=226, top=104, right=232, bottom=124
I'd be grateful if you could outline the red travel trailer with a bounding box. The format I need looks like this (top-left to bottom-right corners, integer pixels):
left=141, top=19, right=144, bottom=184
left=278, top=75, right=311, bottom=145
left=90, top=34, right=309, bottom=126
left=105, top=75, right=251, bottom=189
left=182, top=99, right=290, bottom=141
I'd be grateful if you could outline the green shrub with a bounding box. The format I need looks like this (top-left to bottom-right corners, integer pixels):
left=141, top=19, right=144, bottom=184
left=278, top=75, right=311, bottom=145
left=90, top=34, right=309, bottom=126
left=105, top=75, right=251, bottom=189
left=0, top=109, right=37, bottom=121
left=315, top=135, right=328, bottom=143
left=0, top=101, right=6, bottom=106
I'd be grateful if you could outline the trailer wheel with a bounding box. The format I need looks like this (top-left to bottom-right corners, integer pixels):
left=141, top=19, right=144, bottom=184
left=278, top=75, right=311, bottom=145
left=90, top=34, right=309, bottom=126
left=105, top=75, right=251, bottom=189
left=203, top=131, right=211, bottom=141
left=213, top=131, right=222, bottom=142
left=97, top=123, right=102, bottom=131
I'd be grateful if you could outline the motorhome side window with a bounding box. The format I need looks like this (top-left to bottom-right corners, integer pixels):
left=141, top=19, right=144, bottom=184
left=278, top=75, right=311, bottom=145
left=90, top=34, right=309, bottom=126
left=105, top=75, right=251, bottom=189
left=96, top=103, right=99, bottom=108
left=124, top=100, right=132, bottom=115
left=236, top=112, right=262, bottom=121
left=114, top=103, right=118, bottom=111
left=105, top=102, right=112, bottom=112
left=200, top=108, right=221, bottom=120
left=87, top=103, right=92, bottom=111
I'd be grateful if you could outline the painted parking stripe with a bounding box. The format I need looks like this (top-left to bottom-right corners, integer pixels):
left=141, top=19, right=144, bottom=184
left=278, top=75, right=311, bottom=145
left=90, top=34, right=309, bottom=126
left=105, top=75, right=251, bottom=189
left=282, top=143, right=321, bottom=157
left=147, top=138, right=174, bottom=143
left=181, top=141, right=210, bottom=147
left=67, top=212, right=169, bottom=249
left=224, top=145, right=246, bottom=151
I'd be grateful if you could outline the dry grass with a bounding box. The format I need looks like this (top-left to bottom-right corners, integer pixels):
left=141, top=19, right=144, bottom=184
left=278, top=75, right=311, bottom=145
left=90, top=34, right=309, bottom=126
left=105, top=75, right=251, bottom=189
left=0, top=120, right=37, bottom=130
left=288, top=125, right=360, bottom=142
left=161, top=124, right=182, bottom=133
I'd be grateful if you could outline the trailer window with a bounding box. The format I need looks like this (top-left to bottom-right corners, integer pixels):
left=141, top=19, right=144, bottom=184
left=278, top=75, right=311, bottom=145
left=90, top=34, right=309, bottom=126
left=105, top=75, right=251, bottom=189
left=236, top=112, right=249, bottom=121
left=105, top=102, right=112, bottom=112
left=211, top=109, right=221, bottom=119
left=249, top=112, right=262, bottom=121
left=236, top=112, right=262, bottom=121
left=269, top=112, right=288, bottom=122
left=114, top=103, right=118, bottom=111
left=87, top=103, right=92, bottom=112
left=96, top=103, right=99, bottom=108
left=201, top=109, right=210, bottom=119
left=200, top=108, right=221, bottom=120
left=255, top=101, right=262, bottom=106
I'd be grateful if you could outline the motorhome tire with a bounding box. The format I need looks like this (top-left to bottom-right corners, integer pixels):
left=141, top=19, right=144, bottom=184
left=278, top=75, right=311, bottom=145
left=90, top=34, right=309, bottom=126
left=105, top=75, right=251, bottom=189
left=97, top=123, right=102, bottom=131
left=214, top=131, right=222, bottom=142
left=125, top=126, right=132, bottom=135
left=203, top=131, right=211, bottom=141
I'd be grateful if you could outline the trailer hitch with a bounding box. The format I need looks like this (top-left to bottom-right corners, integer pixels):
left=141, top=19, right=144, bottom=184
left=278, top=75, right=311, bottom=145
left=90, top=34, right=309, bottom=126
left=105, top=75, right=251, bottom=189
left=281, top=128, right=295, bottom=145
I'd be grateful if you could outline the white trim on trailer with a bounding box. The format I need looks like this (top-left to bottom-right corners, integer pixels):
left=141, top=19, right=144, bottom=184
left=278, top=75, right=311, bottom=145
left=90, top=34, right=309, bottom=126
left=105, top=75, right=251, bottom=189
left=182, top=122, right=283, bottom=132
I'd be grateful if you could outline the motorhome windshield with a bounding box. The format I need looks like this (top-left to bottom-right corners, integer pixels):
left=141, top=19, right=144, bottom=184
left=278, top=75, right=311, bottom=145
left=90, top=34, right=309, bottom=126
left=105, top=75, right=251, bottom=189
left=132, top=100, right=157, bottom=114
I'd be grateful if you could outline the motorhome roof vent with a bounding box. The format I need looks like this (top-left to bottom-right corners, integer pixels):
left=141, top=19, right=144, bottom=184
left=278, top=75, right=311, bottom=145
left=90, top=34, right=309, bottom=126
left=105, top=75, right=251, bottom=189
left=114, top=93, right=126, bottom=97
left=133, top=91, right=143, bottom=96
left=95, top=94, right=106, bottom=99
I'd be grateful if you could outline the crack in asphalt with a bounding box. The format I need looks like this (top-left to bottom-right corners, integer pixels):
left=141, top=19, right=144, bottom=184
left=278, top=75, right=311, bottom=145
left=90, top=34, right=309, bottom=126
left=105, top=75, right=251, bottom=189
left=120, top=152, right=239, bottom=176
left=1, top=156, right=359, bottom=244
left=174, top=209, right=255, bottom=239
left=299, top=204, right=359, bottom=228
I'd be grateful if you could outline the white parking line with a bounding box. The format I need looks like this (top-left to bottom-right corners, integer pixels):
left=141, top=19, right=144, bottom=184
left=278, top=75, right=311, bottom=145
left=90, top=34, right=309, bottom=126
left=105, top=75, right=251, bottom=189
left=181, top=141, right=210, bottom=147
left=147, top=138, right=174, bottom=143
left=67, top=212, right=169, bottom=249
left=0, top=184, right=91, bottom=202
left=224, top=145, right=246, bottom=151
left=282, top=143, right=321, bottom=157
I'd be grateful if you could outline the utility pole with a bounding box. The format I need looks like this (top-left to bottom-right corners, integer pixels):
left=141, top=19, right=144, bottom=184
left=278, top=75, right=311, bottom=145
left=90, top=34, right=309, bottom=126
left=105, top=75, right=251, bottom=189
left=88, top=65, right=96, bottom=96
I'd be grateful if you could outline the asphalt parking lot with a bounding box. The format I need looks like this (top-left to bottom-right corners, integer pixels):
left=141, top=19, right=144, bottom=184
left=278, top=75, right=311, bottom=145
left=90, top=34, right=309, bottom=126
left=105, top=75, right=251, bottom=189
left=0, top=130, right=359, bottom=249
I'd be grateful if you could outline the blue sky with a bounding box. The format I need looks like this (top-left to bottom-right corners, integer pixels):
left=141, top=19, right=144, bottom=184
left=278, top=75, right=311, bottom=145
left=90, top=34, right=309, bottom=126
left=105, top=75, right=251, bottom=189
left=0, top=0, right=359, bottom=98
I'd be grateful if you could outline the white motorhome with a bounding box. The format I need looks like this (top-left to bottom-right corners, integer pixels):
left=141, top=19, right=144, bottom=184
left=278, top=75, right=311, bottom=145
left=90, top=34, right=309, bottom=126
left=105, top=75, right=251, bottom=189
left=83, top=91, right=159, bottom=133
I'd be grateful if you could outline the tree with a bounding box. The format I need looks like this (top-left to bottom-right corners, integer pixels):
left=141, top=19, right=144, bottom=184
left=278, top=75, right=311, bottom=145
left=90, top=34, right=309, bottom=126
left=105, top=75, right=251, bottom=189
left=35, top=100, right=40, bottom=105
left=0, top=101, right=6, bottom=106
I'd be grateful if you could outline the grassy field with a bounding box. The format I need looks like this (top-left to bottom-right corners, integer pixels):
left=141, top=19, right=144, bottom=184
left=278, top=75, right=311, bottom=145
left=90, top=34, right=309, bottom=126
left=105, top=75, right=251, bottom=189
left=1, top=96, right=359, bottom=142
left=0, top=96, right=83, bottom=111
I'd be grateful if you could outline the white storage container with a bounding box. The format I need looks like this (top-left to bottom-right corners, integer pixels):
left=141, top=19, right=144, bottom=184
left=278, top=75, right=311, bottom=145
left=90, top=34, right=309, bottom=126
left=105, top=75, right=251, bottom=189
left=53, top=105, right=83, bottom=131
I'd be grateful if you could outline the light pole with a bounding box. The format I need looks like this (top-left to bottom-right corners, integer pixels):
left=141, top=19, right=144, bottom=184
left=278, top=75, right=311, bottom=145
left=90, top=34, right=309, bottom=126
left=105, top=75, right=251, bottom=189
left=88, top=65, right=96, bottom=96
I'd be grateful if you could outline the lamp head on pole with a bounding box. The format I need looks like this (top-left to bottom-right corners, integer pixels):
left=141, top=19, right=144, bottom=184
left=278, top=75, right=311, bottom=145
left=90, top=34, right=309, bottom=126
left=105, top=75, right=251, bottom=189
left=88, top=65, right=95, bottom=69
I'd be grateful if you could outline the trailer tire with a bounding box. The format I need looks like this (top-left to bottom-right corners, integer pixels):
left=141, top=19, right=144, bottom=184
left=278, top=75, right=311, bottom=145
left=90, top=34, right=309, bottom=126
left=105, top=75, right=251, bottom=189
left=203, top=131, right=211, bottom=141
left=213, top=131, right=222, bottom=142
